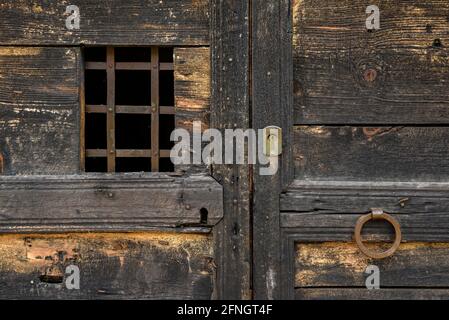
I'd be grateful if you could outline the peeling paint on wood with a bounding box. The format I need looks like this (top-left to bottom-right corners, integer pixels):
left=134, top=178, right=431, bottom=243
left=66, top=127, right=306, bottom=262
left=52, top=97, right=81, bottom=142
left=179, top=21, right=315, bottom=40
left=174, top=47, right=211, bottom=174
left=0, top=232, right=214, bottom=299
left=296, top=242, right=449, bottom=288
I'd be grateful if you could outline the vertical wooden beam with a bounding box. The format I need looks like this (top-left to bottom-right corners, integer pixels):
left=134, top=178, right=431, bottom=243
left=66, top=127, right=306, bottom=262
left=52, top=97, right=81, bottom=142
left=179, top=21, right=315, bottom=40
left=211, top=0, right=252, bottom=300
left=252, top=0, right=293, bottom=300
left=151, top=47, right=160, bottom=172
left=106, top=47, right=116, bottom=172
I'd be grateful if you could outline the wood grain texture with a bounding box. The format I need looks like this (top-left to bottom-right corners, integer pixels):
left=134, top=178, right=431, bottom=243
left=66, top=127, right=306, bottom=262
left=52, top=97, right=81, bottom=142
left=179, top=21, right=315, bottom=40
left=174, top=47, right=210, bottom=174
left=296, top=288, right=449, bottom=300
left=210, top=0, right=252, bottom=300
left=0, top=233, right=214, bottom=299
left=0, top=174, right=223, bottom=232
left=293, top=0, right=449, bottom=124
left=0, top=47, right=80, bottom=175
left=295, top=242, right=449, bottom=288
left=251, top=0, right=294, bottom=300
left=0, top=0, right=209, bottom=46
left=281, top=181, right=449, bottom=241
left=294, top=126, right=449, bottom=181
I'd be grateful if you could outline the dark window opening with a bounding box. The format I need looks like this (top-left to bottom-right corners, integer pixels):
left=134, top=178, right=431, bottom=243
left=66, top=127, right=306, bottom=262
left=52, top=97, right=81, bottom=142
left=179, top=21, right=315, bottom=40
left=160, top=71, right=174, bottom=106
left=85, top=70, right=107, bottom=105
left=116, top=114, right=151, bottom=149
left=84, top=46, right=175, bottom=173
left=159, top=47, right=174, bottom=63
left=116, top=71, right=151, bottom=106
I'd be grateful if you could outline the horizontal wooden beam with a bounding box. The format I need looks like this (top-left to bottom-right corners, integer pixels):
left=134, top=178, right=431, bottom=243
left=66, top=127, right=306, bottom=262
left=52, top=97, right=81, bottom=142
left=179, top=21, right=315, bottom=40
left=296, top=288, right=449, bottom=300
left=281, top=180, right=449, bottom=241
left=295, top=242, right=449, bottom=288
left=0, top=174, right=223, bottom=233
left=0, top=0, right=209, bottom=46
left=294, top=126, right=449, bottom=182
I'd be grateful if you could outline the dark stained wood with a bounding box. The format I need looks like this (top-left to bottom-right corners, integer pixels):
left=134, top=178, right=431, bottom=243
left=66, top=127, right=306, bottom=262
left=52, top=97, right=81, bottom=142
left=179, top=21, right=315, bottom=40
left=293, top=0, right=449, bottom=124
left=210, top=0, right=251, bottom=300
left=174, top=47, right=210, bottom=174
left=0, top=233, right=214, bottom=299
left=0, top=174, right=223, bottom=232
left=283, top=180, right=449, bottom=211
left=0, top=47, right=80, bottom=175
left=0, top=0, right=210, bottom=46
left=295, top=242, right=449, bottom=288
left=294, top=126, right=449, bottom=182
left=281, top=181, right=449, bottom=242
left=296, top=288, right=449, bottom=300
left=252, top=0, right=294, bottom=300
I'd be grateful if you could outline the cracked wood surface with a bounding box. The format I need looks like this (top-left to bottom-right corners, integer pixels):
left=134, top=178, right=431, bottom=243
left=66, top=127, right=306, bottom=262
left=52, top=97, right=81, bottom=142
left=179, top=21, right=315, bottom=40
left=0, top=233, right=214, bottom=299
left=0, top=47, right=80, bottom=175
left=293, top=0, right=449, bottom=124
left=294, top=126, right=449, bottom=181
left=295, top=242, right=449, bottom=288
left=0, top=0, right=209, bottom=46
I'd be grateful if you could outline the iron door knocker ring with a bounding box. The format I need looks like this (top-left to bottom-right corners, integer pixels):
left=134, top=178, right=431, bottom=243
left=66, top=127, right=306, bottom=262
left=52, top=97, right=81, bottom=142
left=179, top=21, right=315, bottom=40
left=354, top=209, right=402, bottom=259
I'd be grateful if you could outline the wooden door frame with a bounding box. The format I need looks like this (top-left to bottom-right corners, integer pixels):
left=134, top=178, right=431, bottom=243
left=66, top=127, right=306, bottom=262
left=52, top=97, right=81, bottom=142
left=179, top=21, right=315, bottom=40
left=210, top=0, right=294, bottom=300
left=210, top=0, right=252, bottom=300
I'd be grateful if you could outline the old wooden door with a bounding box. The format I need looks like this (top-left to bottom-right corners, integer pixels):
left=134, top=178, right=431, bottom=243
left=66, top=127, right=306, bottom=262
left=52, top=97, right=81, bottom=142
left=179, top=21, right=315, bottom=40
left=251, top=0, right=449, bottom=300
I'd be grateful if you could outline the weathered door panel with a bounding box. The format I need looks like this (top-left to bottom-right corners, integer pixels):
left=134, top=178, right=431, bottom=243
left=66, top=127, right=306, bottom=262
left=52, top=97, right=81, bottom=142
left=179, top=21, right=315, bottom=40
left=0, top=1, right=227, bottom=300
left=0, top=233, right=214, bottom=299
left=293, top=0, right=449, bottom=124
left=0, top=47, right=80, bottom=175
left=268, top=0, right=449, bottom=299
left=295, top=242, right=449, bottom=300
left=0, top=0, right=209, bottom=46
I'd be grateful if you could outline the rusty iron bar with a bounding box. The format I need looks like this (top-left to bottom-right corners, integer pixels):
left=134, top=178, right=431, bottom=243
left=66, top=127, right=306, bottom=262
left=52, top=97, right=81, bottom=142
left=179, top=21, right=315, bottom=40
left=84, top=47, right=174, bottom=172
left=86, top=105, right=174, bottom=115
left=151, top=47, right=160, bottom=172
left=106, top=47, right=116, bottom=172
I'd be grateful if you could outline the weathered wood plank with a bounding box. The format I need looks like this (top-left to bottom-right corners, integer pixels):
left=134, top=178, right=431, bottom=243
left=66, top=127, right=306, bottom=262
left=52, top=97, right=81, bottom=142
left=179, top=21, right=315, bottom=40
left=252, top=0, right=294, bottom=300
left=294, top=126, right=449, bottom=181
left=296, top=242, right=449, bottom=288
left=293, top=0, right=449, bottom=124
left=0, top=47, right=80, bottom=175
left=282, top=180, right=449, bottom=215
left=210, top=0, right=252, bottom=300
left=0, top=0, right=209, bottom=46
left=0, top=174, right=223, bottom=232
left=296, top=288, right=449, bottom=300
left=0, top=233, right=214, bottom=299
left=281, top=181, right=449, bottom=241
left=174, top=47, right=210, bottom=174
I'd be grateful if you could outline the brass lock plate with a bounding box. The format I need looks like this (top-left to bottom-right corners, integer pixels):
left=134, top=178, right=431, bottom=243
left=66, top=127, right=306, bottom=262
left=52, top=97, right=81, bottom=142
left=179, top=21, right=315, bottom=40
left=263, top=126, right=282, bottom=157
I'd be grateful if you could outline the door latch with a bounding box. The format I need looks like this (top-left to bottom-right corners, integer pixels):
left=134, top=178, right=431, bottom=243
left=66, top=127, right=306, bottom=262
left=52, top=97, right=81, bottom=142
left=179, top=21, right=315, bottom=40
left=263, top=126, right=282, bottom=157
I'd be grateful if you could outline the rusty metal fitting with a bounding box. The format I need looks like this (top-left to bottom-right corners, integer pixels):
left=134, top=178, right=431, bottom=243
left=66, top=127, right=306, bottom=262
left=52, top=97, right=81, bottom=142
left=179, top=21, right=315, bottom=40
left=354, top=209, right=402, bottom=259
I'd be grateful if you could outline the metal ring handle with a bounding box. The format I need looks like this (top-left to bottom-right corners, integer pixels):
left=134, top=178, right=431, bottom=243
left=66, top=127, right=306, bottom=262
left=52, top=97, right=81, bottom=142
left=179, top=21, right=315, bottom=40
left=354, top=209, right=402, bottom=259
